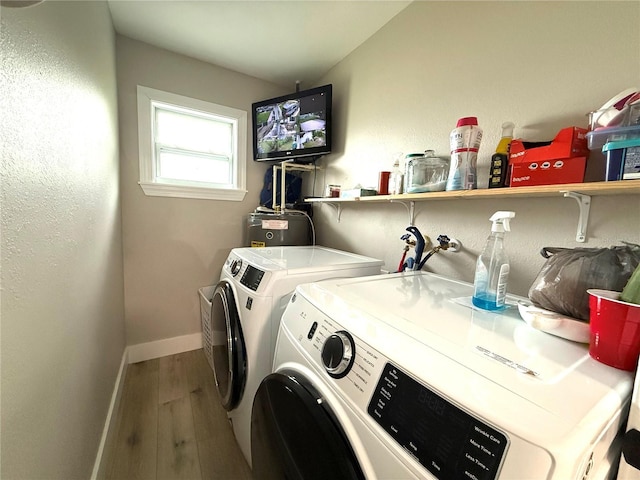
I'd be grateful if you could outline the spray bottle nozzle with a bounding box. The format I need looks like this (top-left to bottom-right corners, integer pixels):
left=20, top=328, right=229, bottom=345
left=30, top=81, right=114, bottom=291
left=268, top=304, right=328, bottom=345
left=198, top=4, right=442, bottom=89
left=489, top=211, right=516, bottom=232
left=501, top=122, right=515, bottom=138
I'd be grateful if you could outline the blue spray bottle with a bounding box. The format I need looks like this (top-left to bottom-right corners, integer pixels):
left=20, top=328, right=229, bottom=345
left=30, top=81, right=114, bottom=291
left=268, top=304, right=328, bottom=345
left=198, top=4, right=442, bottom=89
left=472, top=211, right=515, bottom=311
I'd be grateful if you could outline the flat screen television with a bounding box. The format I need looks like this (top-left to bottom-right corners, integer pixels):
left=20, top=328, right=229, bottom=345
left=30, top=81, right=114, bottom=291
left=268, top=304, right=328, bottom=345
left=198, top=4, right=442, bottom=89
left=252, top=84, right=332, bottom=162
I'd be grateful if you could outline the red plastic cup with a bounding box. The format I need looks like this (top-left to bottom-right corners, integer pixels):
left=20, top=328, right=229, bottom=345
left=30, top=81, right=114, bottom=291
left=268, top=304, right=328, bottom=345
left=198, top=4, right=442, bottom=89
left=587, top=289, right=640, bottom=371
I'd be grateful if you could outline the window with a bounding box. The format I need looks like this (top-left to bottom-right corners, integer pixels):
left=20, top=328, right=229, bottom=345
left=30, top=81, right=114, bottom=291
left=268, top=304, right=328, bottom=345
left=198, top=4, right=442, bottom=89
left=137, top=85, right=247, bottom=201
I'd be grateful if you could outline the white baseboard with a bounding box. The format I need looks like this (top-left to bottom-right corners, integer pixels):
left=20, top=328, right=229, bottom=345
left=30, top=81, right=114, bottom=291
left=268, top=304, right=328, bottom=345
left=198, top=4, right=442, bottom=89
left=126, top=332, right=203, bottom=364
left=90, top=333, right=204, bottom=478
left=91, top=348, right=128, bottom=480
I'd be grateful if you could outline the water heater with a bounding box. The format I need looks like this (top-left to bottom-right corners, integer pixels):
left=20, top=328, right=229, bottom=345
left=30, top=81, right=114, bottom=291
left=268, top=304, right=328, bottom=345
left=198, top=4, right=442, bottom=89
left=245, top=212, right=311, bottom=247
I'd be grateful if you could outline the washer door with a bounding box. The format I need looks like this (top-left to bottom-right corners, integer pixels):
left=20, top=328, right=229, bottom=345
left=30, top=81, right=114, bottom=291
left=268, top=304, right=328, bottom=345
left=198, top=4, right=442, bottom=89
left=210, top=280, right=246, bottom=411
left=251, top=371, right=365, bottom=480
left=620, top=368, right=640, bottom=477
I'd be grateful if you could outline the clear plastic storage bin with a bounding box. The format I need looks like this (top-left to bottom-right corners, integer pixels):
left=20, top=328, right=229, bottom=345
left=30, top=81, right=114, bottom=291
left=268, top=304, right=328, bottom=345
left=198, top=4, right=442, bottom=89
left=198, top=286, right=215, bottom=372
left=586, top=125, right=640, bottom=151
left=404, top=150, right=449, bottom=193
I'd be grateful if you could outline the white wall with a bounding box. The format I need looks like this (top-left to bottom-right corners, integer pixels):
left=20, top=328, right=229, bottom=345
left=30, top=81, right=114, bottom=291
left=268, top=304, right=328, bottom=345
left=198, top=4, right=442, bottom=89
left=0, top=2, right=124, bottom=479
left=313, top=1, right=640, bottom=296
left=116, top=36, right=286, bottom=346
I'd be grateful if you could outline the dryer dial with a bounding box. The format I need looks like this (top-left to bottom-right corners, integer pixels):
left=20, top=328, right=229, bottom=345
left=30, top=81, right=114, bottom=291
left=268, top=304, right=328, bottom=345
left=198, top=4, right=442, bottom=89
left=230, top=259, right=242, bottom=276
left=321, top=331, right=355, bottom=378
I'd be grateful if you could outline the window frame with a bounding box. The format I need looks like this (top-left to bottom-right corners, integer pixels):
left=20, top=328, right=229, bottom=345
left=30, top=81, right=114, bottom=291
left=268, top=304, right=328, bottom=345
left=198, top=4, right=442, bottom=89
left=137, top=85, right=247, bottom=201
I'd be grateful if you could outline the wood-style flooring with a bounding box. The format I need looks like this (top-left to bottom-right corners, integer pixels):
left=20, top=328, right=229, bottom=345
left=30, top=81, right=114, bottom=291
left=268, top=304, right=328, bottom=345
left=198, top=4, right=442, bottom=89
left=101, top=349, right=252, bottom=480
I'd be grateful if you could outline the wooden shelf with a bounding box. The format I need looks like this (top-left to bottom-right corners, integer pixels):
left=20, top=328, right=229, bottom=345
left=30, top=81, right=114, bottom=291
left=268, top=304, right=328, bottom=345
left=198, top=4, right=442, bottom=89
left=305, top=180, right=640, bottom=203
left=305, top=180, right=640, bottom=243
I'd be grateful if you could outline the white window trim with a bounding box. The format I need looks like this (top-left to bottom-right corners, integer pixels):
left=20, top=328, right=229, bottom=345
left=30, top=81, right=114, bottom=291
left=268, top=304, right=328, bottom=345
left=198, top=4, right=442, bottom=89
left=137, top=85, right=247, bottom=201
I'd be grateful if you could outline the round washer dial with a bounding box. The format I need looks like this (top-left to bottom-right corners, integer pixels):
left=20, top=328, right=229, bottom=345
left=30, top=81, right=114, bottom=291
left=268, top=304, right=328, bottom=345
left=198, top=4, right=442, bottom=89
left=321, top=331, right=355, bottom=378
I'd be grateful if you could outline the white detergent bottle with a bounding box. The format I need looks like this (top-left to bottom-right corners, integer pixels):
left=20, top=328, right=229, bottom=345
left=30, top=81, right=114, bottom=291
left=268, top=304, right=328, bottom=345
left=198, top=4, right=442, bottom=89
left=446, top=116, right=483, bottom=191
left=472, top=211, right=516, bottom=311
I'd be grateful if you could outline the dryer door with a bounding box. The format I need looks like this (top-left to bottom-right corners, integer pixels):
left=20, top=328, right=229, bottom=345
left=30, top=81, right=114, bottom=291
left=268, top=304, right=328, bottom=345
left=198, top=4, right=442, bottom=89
left=251, top=371, right=365, bottom=480
left=211, top=280, right=246, bottom=411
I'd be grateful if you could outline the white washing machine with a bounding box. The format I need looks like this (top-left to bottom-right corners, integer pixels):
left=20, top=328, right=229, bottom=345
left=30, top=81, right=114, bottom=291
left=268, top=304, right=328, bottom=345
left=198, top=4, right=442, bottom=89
left=251, top=271, right=633, bottom=480
left=619, top=365, right=640, bottom=478
left=209, top=245, right=383, bottom=467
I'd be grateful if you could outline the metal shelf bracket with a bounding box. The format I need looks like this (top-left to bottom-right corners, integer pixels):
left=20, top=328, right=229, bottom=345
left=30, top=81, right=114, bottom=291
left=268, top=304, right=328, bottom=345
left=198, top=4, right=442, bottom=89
left=324, top=202, right=343, bottom=222
left=390, top=200, right=416, bottom=225
left=563, top=191, right=591, bottom=243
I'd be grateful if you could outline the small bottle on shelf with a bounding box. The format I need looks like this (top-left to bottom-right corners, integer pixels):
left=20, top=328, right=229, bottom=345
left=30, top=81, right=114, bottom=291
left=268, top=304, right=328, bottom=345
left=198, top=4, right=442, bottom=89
left=488, top=122, right=515, bottom=189
left=389, top=155, right=404, bottom=195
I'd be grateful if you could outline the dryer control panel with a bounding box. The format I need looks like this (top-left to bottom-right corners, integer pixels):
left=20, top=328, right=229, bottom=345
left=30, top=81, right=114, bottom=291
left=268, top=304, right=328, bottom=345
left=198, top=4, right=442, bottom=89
left=224, top=254, right=266, bottom=292
left=240, top=265, right=265, bottom=291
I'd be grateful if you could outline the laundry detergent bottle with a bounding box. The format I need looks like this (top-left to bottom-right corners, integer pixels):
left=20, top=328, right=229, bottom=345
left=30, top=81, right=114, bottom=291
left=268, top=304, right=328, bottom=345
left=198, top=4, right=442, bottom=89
left=472, top=211, right=515, bottom=311
left=446, top=116, right=483, bottom=191
left=488, top=122, right=515, bottom=189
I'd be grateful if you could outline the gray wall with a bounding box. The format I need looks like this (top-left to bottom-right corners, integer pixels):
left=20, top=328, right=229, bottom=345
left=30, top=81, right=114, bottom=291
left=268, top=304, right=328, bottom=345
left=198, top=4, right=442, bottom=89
left=1, top=3, right=637, bottom=476
left=116, top=36, right=285, bottom=345
left=313, top=1, right=640, bottom=296
left=1, top=2, right=124, bottom=479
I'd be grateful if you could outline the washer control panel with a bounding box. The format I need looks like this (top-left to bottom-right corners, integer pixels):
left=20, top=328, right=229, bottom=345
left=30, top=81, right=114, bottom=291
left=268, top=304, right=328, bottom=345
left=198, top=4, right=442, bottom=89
left=368, top=363, right=507, bottom=480
left=296, top=307, right=384, bottom=407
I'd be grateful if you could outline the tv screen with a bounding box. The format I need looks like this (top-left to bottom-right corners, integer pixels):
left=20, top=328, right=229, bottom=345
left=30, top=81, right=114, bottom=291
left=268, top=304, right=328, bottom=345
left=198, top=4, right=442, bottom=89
left=252, top=84, right=332, bottom=162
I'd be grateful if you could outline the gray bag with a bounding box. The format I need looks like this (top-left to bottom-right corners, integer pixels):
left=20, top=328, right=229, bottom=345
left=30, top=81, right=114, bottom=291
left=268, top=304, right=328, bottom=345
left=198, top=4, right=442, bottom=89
left=528, top=243, right=640, bottom=321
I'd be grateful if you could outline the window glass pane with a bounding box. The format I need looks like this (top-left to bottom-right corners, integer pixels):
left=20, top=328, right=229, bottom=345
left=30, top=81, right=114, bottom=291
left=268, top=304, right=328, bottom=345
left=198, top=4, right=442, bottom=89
left=155, top=106, right=233, bottom=155
left=157, top=150, right=231, bottom=184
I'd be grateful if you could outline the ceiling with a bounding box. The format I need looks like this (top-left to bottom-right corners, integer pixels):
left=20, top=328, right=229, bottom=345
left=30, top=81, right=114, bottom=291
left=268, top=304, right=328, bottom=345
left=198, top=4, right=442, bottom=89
left=107, top=0, right=411, bottom=88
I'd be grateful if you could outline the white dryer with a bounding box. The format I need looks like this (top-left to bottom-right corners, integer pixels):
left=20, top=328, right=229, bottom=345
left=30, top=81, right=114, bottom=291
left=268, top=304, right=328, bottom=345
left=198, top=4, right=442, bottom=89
left=251, top=271, right=633, bottom=480
left=209, top=246, right=383, bottom=467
